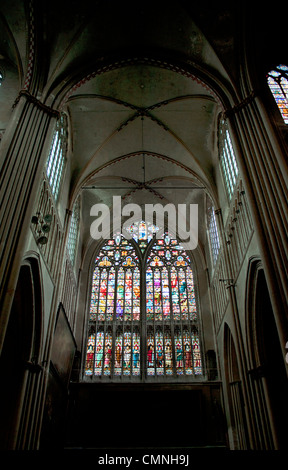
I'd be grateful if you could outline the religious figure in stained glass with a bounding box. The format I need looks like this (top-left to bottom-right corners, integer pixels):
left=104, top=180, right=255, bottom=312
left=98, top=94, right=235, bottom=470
left=84, top=222, right=203, bottom=380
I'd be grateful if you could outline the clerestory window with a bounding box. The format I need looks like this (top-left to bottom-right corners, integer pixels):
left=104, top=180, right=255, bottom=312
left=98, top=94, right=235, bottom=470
left=67, top=197, right=80, bottom=266
left=84, top=221, right=203, bottom=381
left=218, top=117, right=239, bottom=200
left=207, top=206, right=220, bottom=266
left=46, top=114, right=67, bottom=200
left=267, top=64, right=288, bottom=124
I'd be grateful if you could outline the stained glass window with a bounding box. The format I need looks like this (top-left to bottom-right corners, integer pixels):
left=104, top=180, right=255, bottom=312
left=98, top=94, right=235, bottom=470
left=218, top=117, right=239, bottom=200
left=84, top=234, right=140, bottom=377
left=67, top=197, right=80, bottom=266
left=267, top=65, right=288, bottom=124
left=145, top=233, right=201, bottom=377
left=124, top=220, right=159, bottom=253
left=84, top=224, right=203, bottom=380
left=208, top=206, right=220, bottom=266
left=46, top=114, right=67, bottom=200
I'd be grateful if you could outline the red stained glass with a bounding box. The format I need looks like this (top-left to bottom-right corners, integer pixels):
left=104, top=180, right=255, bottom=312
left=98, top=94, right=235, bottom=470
left=85, top=227, right=202, bottom=379
left=267, top=65, right=288, bottom=124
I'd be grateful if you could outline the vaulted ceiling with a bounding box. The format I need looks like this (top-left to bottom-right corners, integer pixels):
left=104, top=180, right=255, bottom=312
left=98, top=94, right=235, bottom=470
left=0, top=1, right=282, bottom=258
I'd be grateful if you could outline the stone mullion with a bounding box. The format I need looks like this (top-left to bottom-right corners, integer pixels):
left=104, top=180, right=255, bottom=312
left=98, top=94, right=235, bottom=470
left=0, top=93, right=58, bottom=351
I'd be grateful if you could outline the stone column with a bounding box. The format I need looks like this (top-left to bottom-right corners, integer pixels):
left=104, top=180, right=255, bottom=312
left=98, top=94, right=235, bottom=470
left=215, top=207, right=256, bottom=448
left=0, top=90, right=58, bottom=352
left=226, top=93, right=288, bottom=365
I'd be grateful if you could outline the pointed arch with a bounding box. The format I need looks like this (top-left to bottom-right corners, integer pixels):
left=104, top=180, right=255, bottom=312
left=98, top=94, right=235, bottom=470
left=0, top=255, right=43, bottom=449
left=83, top=223, right=203, bottom=381
left=224, top=324, right=249, bottom=450
left=84, top=233, right=141, bottom=378
left=246, top=259, right=288, bottom=449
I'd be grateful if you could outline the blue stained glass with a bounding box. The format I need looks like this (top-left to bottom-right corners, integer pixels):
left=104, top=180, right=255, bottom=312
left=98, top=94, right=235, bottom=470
left=267, top=65, right=288, bottom=124
left=145, top=232, right=202, bottom=378
left=85, top=230, right=202, bottom=380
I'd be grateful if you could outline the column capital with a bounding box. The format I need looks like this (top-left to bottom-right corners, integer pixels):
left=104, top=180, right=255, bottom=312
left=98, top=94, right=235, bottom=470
left=12, top=89, right=60, bottom=118
left=224, top=90, right=258, bottom=119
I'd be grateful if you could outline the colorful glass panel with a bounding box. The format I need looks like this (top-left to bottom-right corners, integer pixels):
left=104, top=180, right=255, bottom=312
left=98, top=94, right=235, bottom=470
left=155, top=329, right=164, bottom=375
left=162, top=267, right=170, bottom=320
left=103, top=329, right=113, bottom=375
left=85, top=229, right=203, bottom=380
left=85, top=233, right=140, bottom=378
left=124, top=270, right=132, bottom=321
left=154, top=270, right=162, bottom=320
left=164, top=327, right=173, bottom=375
left=267, top=65, right=288, bottom=124
left=139, top=221, right=147, bottom=240
left=175, top=328, right=184, bottom=375
left=98, top=270, right=108, bottom=321
left=145, top=232, right=202, bottom=379
left=123, top=330, right=132, bottom=375
left=183, top=328, right=193, bottom=375
left=116, top=268, right=125, bottom=320
left=84, top=333, right=95, bottom=376
left=146, top=268, right=154, bottom=320
left=90, top=268, right=100, bottom=321
left=132, top=329, right=141, bottom=375
left=147, top=328, right=155, bottom=376
left=114, top=328, right=123, bottom=376
left=124, top=220, right=160, bottom=252
left=192, top=330, right=202, bottom=375
left=106, top=268, right=115, bottom=320
left=187, top=267, right=197, bottom=320
left=171, top=268, right=180, bottom=319
left=94, top=329, right=104, bottom=376
left=133, top=268, right=140, bottom=320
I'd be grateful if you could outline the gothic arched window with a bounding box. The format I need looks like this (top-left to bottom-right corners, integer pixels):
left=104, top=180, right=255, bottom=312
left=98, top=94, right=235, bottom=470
left=207, top=206, right=220, bottom=266
left=84, top=223, right=203, bottom=380
left=67, top=197, right=80, bottom=266
left=218, top=117, right=239, bottom=200
left=46, top=114, right=67, bottom=200
left=267, top=65, right=288, bottom=124
left=146, top=234, right=202, bottom=376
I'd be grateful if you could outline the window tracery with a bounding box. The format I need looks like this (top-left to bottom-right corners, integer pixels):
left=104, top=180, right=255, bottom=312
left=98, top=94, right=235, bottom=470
left=84, top=222, right=203, bottom=380
left=267, top=64, right=288, bottom=124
